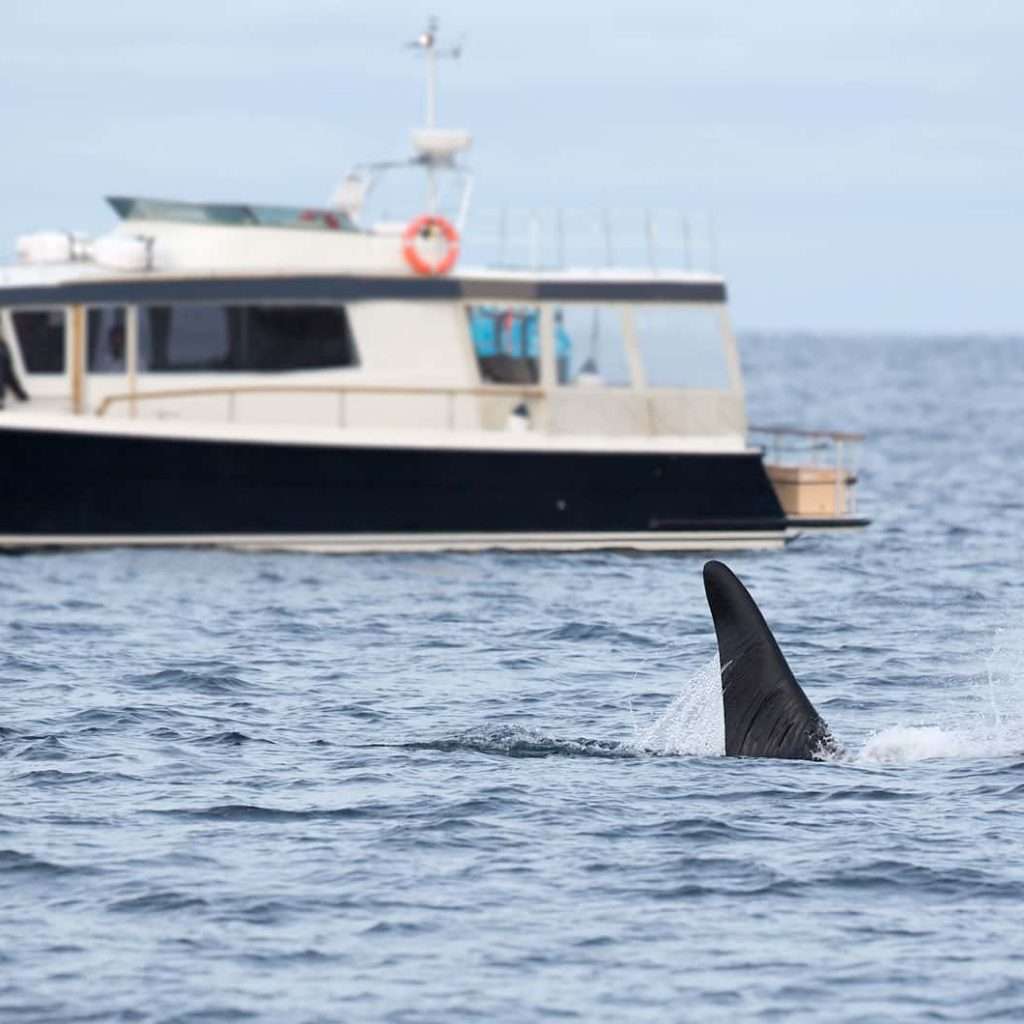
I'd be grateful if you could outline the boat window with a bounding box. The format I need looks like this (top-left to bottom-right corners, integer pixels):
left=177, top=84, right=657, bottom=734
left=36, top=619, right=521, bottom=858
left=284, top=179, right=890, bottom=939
left=138, top=304, right=358, bottom=372
left=11, top=309, right=65, bottom=374
left=469, top=304, right=633, bottom=387
left=87, top=307, right=127, bottom=374
left=557, top=306, right=630, bottom=388
left=108, top=196, right=355, bottom=233
left=141, top=305, right=230, bottom=371
left=634, top=306, right=731, bottom=390
left=469, top=306, right=543, bottom=385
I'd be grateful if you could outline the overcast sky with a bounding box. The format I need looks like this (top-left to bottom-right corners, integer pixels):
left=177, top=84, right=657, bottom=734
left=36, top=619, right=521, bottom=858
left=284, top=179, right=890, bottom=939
left=3, top=0, right=1022, bottom=331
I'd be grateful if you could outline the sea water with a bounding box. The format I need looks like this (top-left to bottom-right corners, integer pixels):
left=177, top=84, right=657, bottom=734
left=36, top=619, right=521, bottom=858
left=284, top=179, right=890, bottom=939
left=2, top=334, right=1024, bottom=1022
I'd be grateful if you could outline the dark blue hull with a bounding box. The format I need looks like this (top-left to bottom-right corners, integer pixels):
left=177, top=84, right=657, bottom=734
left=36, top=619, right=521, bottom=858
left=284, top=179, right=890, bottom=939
left=0, top=425, right=788, bottom=550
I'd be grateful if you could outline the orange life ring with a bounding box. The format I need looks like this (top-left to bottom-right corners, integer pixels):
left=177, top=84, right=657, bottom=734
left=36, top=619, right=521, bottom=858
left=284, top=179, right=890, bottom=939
left=402, top=214, right=460, bottom=276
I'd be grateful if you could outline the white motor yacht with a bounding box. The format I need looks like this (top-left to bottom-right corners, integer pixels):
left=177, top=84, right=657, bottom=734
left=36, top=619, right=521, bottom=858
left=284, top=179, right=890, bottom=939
left=0, top=22, right=866, bottom=552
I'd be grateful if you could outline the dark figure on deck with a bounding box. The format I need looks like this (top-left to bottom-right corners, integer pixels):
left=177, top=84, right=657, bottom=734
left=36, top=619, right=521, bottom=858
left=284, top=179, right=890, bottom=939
left=0, top=337, right=29, bottom=409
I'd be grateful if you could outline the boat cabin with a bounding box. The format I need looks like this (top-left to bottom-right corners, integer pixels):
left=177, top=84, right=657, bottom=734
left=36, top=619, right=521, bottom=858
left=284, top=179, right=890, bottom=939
left=0, top=200, right=745, bottom=450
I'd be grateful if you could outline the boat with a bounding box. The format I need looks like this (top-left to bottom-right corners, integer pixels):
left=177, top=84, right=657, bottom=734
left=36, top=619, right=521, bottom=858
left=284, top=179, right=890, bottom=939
left=0, top=22, right=867, bottom=553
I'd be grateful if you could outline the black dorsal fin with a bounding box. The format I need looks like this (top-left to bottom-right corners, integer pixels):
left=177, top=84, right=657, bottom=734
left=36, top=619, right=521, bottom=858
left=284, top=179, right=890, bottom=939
left=703, top=560, right=836, bottom=760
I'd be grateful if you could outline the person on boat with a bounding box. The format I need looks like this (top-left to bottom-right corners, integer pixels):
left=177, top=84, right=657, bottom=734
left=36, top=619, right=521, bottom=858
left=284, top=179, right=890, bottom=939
left=90, top=321, right=126, bottom=372
left=0, top=335, right=29, bottom=408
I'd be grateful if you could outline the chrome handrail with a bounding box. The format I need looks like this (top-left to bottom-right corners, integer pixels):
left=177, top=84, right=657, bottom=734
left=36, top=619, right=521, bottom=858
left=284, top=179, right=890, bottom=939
left=95, top=383, right=545, bottom=429
left=748, top=424, right=865, bottom=444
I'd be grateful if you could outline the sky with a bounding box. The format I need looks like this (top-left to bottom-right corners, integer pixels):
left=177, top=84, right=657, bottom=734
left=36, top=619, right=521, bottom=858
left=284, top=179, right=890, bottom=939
left=3, top=0, right=1023, bottom=332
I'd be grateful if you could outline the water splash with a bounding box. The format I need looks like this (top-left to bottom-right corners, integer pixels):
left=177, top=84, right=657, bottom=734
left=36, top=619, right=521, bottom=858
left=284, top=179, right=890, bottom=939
left=630, top=655, right=725, bottom=757
left=858, top=725, right=976, bottom=764
left=858, top=624, right=1024, bottom=764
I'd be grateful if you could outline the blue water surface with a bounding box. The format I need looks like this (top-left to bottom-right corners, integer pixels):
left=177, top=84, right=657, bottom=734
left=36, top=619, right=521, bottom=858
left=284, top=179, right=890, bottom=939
left=2, top=334, right=1024, bottom=1022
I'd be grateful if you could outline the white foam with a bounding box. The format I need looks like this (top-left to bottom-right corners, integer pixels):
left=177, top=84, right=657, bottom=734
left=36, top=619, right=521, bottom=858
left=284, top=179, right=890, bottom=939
left=631, top=655, right=725, bottom=756
left=857, top=624, right=1024, bottom=764
left=858, top=725, right=972, bottom=763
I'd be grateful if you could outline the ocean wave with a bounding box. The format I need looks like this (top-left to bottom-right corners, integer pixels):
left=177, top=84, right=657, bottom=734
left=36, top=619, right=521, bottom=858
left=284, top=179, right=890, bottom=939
left=11, top=736, right=70, bottom=761
left=193, top=731, right=269, bottom=746
left=0, top=849, right=89, bottom=877
left=156, top=803, right=378, bottom=822
left=109, top=890, right=209, bottom=914
left=530, top=621, right=659, bottom=647
left=584, top=818, right=758, bottom=842
left=15, top=768, right=140, bottom=785
left=401, top=724, right=637, bottom=759
left=126, top=667, right=261, bottom=696
left=816, top=860, right=1024, bottom=899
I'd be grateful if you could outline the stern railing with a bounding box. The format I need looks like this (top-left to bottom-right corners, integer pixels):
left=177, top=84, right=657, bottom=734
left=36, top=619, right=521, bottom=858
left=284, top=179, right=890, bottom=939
left=749, top=425, right=865, bottom=519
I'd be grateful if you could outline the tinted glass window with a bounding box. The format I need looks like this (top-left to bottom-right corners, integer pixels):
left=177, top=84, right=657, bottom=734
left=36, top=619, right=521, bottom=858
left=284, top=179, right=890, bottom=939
left=140, top=305, right=231, bottom=371
left=243, top=306, right=356, bottom=370
left=12, top=309, right=65, bottom=374
left=87, top=307, right=127, bottom=374
left=138, top=305, right=357, bottom=373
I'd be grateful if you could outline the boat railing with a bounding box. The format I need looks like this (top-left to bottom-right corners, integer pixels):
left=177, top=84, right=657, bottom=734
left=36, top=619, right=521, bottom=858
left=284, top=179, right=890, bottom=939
left=462, top=206, right=720, bottom=273
left=95, top=383, right=545, bottom=430
left=748, top=425, right=865, bottom=518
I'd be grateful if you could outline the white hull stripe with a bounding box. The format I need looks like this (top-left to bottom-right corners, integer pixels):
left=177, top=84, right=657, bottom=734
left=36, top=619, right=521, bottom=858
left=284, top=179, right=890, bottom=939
left=0, top=530, right=787, bottom=554
left=0, top=412, right=750, bottom=456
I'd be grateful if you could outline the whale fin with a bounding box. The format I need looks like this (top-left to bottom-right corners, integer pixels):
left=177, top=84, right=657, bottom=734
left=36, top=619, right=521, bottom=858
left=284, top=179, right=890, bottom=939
left=703, top=560, right=837, bottom=760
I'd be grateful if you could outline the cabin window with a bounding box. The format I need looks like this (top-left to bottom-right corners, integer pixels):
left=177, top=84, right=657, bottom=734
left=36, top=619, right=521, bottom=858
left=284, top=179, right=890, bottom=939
left=557, top=306, right=630, bottom=387
left=140, top=305, right=229, bottom=371
left=11, top=309, right=65, bottom=374
left=634, top=307, right=731, bottom=390
left=468, top=306, right=573, bottom=385
left=87, top=307, right=127, bottom=374
left=137, top=304, right=358, bottom=372
left=469, top=305, right=539, bottom=384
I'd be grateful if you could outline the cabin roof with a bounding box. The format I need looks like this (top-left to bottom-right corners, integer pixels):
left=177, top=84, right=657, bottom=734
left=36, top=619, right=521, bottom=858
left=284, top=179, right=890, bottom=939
left=0, top=268, right=727, bottom=307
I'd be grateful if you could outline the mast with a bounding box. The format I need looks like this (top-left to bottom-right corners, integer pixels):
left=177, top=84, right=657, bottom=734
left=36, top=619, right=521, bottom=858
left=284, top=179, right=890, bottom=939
left=407, top=17, right=465, bottom=213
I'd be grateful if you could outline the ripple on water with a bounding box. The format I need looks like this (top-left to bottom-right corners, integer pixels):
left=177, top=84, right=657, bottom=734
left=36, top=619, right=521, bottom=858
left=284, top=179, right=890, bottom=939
left=0, top=850, right=92, bottom=877
left=193, top=731, right=269, bottom=746
left=401, top=724, right=638, bottom=759
left=155, top=803, right=381, bottom=823
left=529, top=622, right=660, bottom=647
left=125, top=667, right=262, bottom=696
left=108, top=890, right=210, bottom=914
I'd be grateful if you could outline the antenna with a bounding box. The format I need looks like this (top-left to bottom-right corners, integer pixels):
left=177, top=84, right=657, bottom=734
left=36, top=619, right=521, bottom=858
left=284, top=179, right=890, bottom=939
left=407, top=16, right=463, bottom=131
